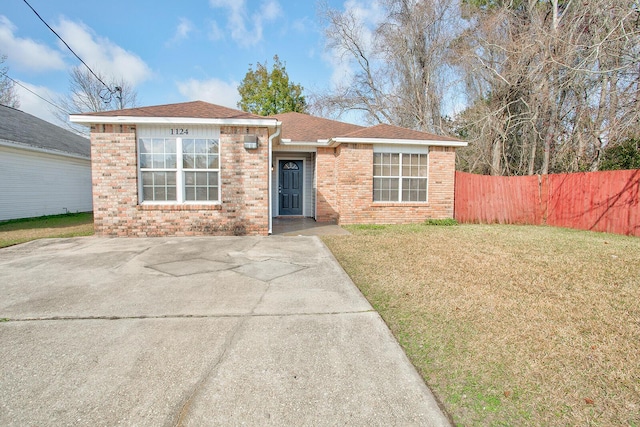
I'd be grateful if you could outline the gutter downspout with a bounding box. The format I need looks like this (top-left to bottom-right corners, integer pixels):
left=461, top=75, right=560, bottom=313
left=268, top=122, right=282, bottom=235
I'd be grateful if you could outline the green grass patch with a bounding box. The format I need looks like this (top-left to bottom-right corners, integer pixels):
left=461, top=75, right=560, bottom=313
left=322, top=224, right=640, bottom=426
left=424, top=218, right=458, bottom=226
left=0, top=212, right=94, bottom=248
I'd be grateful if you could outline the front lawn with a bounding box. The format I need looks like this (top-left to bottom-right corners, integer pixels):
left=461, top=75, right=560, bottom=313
left=0, top=212, right=94, bottom=248
left=323, top=224, right=639, bottom=426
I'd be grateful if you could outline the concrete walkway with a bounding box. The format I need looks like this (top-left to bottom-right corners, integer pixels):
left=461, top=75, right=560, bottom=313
left=0, top=236, right=450, bottom=426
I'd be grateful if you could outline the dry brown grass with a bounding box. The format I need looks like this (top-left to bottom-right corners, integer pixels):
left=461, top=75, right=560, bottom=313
left=323, top=224, right=640, bottom=426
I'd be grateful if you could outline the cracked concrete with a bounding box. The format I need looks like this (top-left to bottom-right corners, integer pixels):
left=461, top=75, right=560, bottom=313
left=0, top=236, right=450, bottom=426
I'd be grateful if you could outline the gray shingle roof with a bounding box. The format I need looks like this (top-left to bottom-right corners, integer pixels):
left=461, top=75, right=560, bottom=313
left=0, top=105, right=90, bottom=158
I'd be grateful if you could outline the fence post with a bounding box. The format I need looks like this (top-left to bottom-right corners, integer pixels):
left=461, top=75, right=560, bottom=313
left=538, top=174, right=549, bottom=225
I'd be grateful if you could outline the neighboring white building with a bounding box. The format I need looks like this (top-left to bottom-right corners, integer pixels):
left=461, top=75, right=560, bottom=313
left=0, top=105, right=92, bottom=221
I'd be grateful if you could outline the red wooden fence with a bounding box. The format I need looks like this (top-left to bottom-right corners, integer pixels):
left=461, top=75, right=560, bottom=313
left=454, top=169, right=640, bottom=237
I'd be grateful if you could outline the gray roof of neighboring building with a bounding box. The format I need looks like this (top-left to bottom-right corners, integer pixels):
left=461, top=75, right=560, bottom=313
left=0, top=104, right=90, bottom=158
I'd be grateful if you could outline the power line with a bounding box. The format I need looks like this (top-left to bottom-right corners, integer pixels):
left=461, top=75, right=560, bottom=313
left=21, top=0, right=119, bottom=102
left=2, top=72, right=70, bottom=115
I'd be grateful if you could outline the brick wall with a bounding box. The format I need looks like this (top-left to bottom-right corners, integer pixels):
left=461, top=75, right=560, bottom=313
left=315, top=144, right=456, bottom=225
left=90, top=124, right=269, bottom=236
left=315, top=147, right=339, bottom=222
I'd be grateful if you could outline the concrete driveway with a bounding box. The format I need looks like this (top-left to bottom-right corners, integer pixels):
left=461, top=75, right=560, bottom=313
left=0, top=236, right=450, bottom=426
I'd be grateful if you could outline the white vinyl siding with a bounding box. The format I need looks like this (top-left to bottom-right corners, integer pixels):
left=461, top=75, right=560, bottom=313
left=0, top=145, right=92, bottom=221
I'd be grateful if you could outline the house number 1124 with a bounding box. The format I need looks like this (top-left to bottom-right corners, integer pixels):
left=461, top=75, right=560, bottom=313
left=170, top=128, right=189, bottom=135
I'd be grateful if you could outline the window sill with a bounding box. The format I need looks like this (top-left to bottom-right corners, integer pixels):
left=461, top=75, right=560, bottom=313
left=371, top=202, right=430, bottom=207
left=138, top=203, right=222, bottom=211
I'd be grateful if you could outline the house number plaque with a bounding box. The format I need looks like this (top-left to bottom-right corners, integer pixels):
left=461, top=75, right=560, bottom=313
left=170, top=128, right=189, bottom=135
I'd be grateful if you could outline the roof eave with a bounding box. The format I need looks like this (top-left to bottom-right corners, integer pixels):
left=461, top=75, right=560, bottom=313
left=0, top=138, right=90, bottom=160
left=329, top=137, right=468, bottom=147
left=278, top=138, right=338, bottom=147
left=69, top=115, right=280, bottom=128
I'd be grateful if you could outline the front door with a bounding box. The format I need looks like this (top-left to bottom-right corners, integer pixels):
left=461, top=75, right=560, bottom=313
left=279, top=160, right=303, bottom=215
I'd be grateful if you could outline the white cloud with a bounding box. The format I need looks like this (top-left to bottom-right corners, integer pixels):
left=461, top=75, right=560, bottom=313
left=208, top=21, right=224, bottom=41
left=0, top=16, right=66, bottom=72
left=166, top=17, right=194, bottom=46
left=54, top=18, right=152, bottom=86
left=323, top=0, right=385, bottom=89
left=177, top=78, right=240, bottom=109
left=14, top=81, right=64, bottom=125
left=208, top=0, right=282, bottom=47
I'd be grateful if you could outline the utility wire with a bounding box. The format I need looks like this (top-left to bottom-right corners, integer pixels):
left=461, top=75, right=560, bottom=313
left=22, top=0, right=117, bottom=100
left=2, top=72, right=71, bottom=114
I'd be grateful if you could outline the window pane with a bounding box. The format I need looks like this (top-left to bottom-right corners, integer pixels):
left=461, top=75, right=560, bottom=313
left=183, top=154, right=194, bottom=168
left=196, top=187, right=208, bottom=200
left=184, top=172, right=195, bottom=185
left=143, top=187, right=153, bottom=200
left=153, top=187, right=166, bottom=200
left=153, top=172, right=166, bottom=185
left=184, top=172, right=219, bottom=202
left=152, top=154, right=165, bottom=168
left=165, top=139, right=176, bottom=154
left=166, top=154, right=177, bottom=169
left=152, top=138, right=164, bottom=153
left=196, top=172, right=207, bottom=185
left=209, top=186, right=219, bottom=201
left=208, top=155, right=219, bottom=169
left=140, top=154, right=152, bottom=169
left=183, top=139, right=194, bottom=154
left=139, top=138, right=152, bottom=154
left=373, top=177, right=399, bottom=202
left=166, top=172, right=176, bottom=186
left=166, top=187, right=177, bottom=201
left=185, top=187, right=195, bottom=201
left=193, top=140, right=206, bottom=153
left=195, top=155, right=207, bottom=169
left=208, top=139, right=219, bottom=154
left=142, top=172, right=153, bottom=185
left=402, top=178, right=427, bottom=201
left=390, top=153, right=400, bottom=176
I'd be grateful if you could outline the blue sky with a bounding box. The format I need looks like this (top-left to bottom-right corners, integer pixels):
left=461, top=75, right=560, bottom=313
left=2, top=0, right=366, bottom=125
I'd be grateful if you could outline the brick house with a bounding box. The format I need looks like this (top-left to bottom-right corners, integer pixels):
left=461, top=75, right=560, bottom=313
left=70, top=101, right=466, bottom=236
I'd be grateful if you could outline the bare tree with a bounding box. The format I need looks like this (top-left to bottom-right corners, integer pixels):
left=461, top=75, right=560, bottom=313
left=454, top=0, right=640, bottom=175
left=55, top=67, right=138, bottom=135
left=0, top=55, right=20, bottom=108
left=315, top=0, right=461, bottom=134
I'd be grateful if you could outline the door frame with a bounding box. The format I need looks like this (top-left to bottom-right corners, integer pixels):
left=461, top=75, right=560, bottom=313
left=275, top=156, right=306, bottom=216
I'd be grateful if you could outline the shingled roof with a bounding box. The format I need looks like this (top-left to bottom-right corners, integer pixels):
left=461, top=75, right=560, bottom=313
left=340, top=123, right=462, bottom=142
left=72, top=101, right=464, bottom=145
left=0, top=105, right=90, bottom=158
left=75, top=100, right=266, bottom=121
left=270, top=111, right=364, bottom=141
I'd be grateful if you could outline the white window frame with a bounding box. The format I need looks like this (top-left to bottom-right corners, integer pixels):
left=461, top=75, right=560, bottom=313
left=137, top=126, right=221, bottom=205
left=373, top=145, right=429, bottom=203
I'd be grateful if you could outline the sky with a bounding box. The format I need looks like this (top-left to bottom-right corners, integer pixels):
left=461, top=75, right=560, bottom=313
left=1, top=0, right=375, bottom=126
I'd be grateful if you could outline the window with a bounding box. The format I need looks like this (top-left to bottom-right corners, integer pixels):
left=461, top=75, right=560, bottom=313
left=373, top=152, right=427, bottom=202
left=182, top=139, right=219, bottom=202
left=140, top=138, right=177, bottom=201
left=139, top=137, right=220, bottom=203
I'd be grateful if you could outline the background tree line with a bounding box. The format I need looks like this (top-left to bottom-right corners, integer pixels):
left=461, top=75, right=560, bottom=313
left=316, top=0, right=640, bottom=174
left=3, top=0, right=639, bottom=172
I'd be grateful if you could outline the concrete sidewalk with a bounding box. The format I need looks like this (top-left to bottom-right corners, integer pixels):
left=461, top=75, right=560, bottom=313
left=0, top=236, right=450, bottom=426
